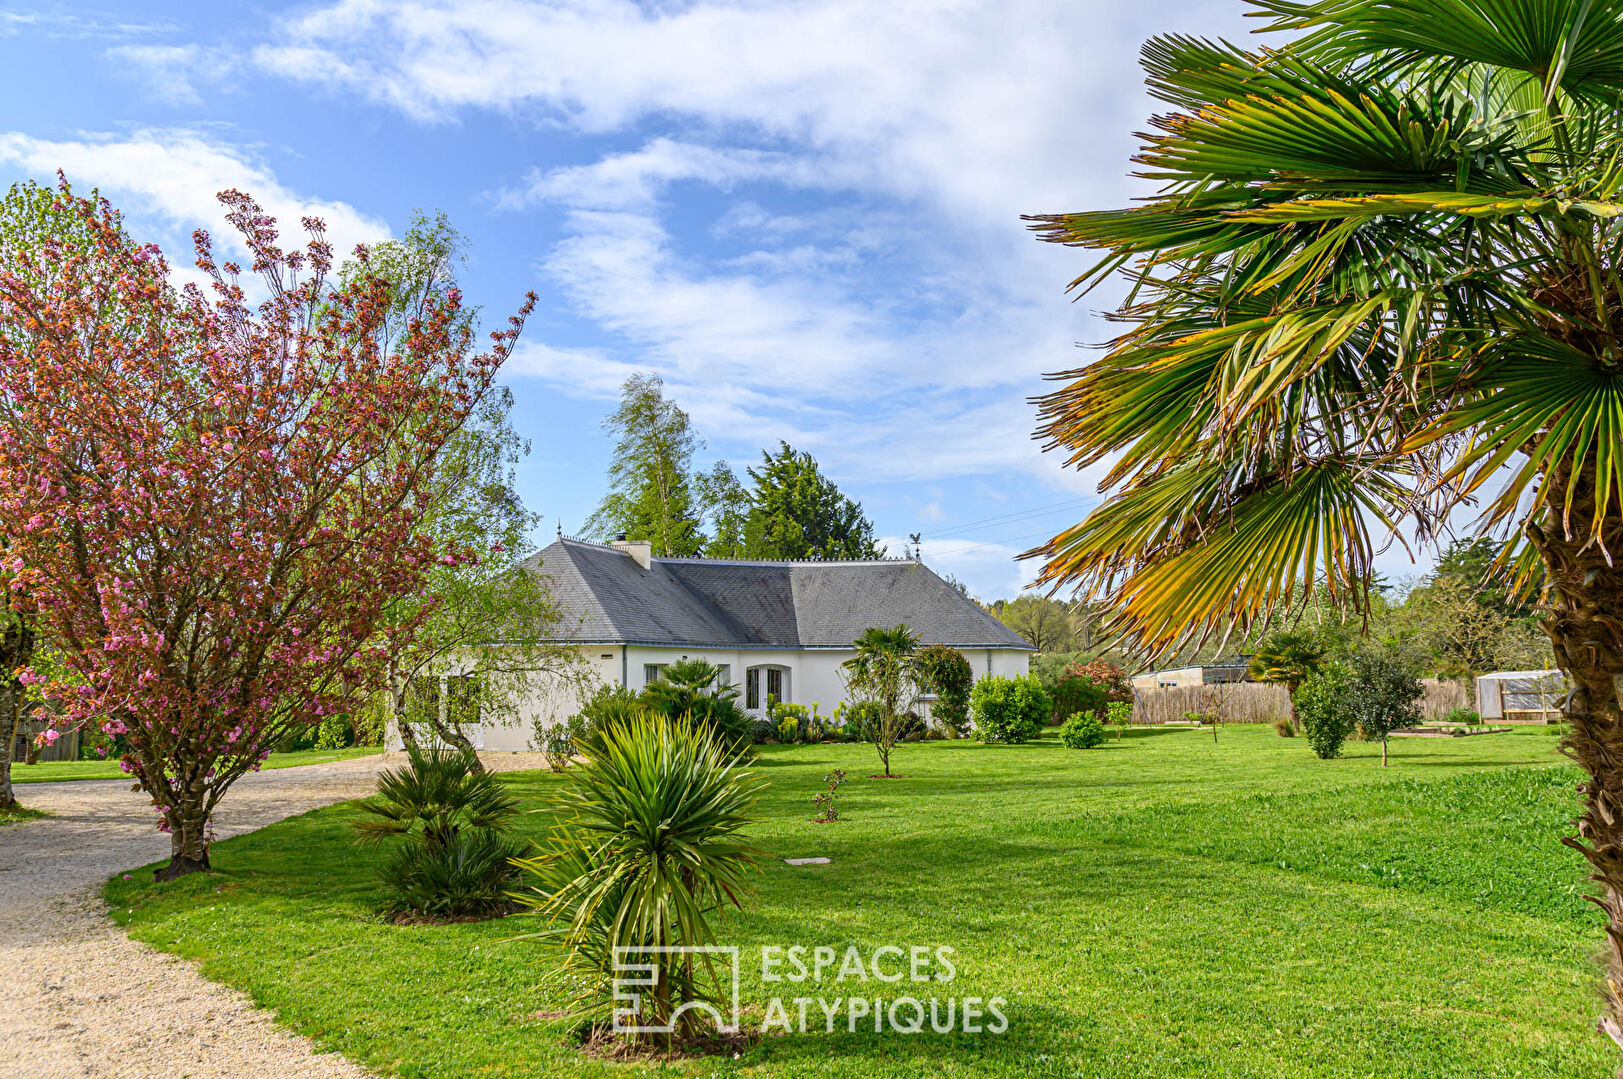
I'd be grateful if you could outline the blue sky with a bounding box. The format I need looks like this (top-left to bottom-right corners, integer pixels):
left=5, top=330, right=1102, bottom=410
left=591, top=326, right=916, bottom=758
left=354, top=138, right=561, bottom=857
left=0, top=0, right=1427, bottom=601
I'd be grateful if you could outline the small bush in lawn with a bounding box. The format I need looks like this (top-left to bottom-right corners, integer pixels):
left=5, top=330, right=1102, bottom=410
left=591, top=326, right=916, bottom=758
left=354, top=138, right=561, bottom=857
left=354, top=742, right=526, bottom=918
left=1445, top=706, right=1481, bottom=726
left=1060, top=712, right=1106, bottom=748
left=512, top=709, right=762, bottom=1045
left=1297, top=665, right=1351, bottom=759
left=812, top=769, right=847, bottom=822
left=972, top=674, right=1049, bottom=744
left=1106, top=699, right=1132, bottom=740
left=1274, top=717, right=1296, bottom=737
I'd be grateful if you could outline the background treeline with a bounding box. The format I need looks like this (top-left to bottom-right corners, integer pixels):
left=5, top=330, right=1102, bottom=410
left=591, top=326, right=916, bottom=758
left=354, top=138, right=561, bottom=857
left=991, top=537, right=1553, bottom=686
left=583, top=373, right=882, bottom=560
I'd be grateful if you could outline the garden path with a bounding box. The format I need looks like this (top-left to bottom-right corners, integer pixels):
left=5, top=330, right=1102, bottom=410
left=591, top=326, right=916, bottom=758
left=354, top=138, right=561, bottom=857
left=0, top=752, right=551, bottom=1078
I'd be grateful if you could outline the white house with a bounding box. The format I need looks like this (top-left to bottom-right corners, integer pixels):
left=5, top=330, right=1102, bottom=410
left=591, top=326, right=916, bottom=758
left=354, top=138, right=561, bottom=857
left=466, top=535, right=1033, bottom=750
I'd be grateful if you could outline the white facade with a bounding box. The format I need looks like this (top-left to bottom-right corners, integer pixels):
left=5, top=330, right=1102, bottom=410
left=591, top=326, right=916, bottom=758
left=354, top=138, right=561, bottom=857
left=469, top=642, right=1030, bottom=751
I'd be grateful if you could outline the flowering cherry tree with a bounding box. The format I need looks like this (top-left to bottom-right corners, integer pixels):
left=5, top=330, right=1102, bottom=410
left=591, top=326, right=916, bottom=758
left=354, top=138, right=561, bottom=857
left=0, top=181, right=534, bottom=878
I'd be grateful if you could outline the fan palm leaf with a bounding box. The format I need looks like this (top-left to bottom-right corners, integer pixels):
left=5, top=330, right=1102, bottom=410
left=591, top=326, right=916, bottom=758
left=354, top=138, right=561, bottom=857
left=1028, top=0, right=1623, bottom=1052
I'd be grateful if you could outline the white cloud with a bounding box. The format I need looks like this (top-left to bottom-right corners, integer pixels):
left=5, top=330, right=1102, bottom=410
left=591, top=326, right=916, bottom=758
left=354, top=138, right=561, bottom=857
left=0, top=9, right=174, bottom=39
left=0, top=129, right=387, bottom=269
left=243, top=0, right=1246, bottom=497
left=499, top=138, right=834, bottom=212
left=105, top=44, right=239, bottom=106
left=253, top=0, right=1152, bottom=227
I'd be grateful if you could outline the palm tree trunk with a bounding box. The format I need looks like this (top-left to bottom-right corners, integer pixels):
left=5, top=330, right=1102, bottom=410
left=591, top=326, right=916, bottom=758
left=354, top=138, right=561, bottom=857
left=1529, top=465, right=1623, bottom=1060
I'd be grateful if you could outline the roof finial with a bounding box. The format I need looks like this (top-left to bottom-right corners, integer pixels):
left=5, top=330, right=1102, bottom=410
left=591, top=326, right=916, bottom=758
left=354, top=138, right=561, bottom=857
left=909, top=532, right=922, bottom=560
left=557, top=521, right=563, bottom=539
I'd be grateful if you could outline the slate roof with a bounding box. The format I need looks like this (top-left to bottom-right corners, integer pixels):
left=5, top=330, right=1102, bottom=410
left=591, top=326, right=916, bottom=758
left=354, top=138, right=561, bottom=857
left=523, top=537, right=1032, bottom=651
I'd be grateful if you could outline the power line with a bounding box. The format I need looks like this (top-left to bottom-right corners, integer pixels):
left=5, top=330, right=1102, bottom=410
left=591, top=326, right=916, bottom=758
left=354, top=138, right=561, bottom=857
left=918, top=495, right=1098, bottom=541
left=923, top=525, right=1068, bottom=557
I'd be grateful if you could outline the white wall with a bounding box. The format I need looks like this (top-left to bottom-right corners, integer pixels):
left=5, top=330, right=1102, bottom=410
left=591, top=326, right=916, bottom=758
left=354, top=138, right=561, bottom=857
left=470, top=644, right=1031, bottom=749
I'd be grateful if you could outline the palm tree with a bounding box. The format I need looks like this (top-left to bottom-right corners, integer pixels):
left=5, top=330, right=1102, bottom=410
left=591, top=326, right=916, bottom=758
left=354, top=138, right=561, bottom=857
left=1248, top=631, right=1325, bottom=730
left=1025, top=0, right=1623, bottom=1052
left=842, top=624, right=921, bottom=777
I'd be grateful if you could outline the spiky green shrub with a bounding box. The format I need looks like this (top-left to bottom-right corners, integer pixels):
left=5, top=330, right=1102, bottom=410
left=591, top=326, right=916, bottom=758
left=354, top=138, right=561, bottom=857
left=513, top=709, right=762, bottom=1044
left=353, top=742, right=525, bottom=917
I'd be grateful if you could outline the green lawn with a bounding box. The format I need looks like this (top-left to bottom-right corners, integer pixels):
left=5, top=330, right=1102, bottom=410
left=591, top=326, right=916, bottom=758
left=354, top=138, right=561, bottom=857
left=12, top=745, right=382, bottom=784
left=104, top=726, right=1610, bottom=1078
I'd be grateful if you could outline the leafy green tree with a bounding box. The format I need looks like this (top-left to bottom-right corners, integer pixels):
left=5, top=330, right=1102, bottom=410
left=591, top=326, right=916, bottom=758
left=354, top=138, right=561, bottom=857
left=1296, top=665, right=1352, bottom=760
left=586, top=373, right=704, bottom=556
left=1344, top=651, right=1423, bottom=768
left=842, top=624, right=921, bottom=777
left=1024, top=1, right=1623, bottom=1042
left=351, top=217, right=584, bottom=768
left=694, top=461, right=762, bottom=558
left=748, top=441, right=880, bottom=560
left=991, top=596, right=1080, bottom=653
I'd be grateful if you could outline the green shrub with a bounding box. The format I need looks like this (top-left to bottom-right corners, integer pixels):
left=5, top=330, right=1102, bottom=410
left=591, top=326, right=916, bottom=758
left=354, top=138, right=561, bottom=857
left=1050, top=675, right=1111, bottom=726
left=778, top=714, right=799, bottom=744
left=1445, top=706, right=1480, bottom=726
left=914, top=644, right=973, bottom=734
left=570, top=682, right=642, bottom=754
left=1060, top=711, right=1106, bottom=748
left=1297, top=665, right=1351, bottom=760
left=972, top=674, right=1049, bottom=744
left=512, top=710, right=762, bottom=1043
left=1274, top=717, right=1296, bottom=737
left=643, top=660, right=755, bottom=751
left=353, top=742, right=524, bottom=917
left=377, top=827, right=528, bottom=918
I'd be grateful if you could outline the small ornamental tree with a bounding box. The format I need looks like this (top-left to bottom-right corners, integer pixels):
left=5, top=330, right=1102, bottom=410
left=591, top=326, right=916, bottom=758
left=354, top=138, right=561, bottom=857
left=913, top=643, right=972, bottom=735
left=1343, top=651, right=1423, bottom=767
left=842, top=624, right=921, bottom=777
left=0, top=182, right=534, bottom=878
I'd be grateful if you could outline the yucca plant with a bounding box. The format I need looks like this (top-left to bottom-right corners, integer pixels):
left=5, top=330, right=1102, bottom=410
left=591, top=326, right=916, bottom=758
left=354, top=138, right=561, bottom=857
left=512, top=708, right=762, bottom=1045
left=1025, top=0, right=1623, bottom=1052
left=354, top=742, right=525, bottom=917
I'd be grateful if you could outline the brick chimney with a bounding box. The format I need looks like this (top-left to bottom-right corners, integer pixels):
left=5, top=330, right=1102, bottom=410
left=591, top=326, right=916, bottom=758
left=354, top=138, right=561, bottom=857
left=611, top=536, right=652, bottom=570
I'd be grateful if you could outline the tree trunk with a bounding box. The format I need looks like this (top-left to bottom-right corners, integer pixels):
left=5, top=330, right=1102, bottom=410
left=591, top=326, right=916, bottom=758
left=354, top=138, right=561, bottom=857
left=0, top=613, right=37, bottom=811
left=1381, top=734, right=1388, bottom=767
left=1529, top=463, right=1623, bottom=1063
left=389, top=664, right=420, bottom=753
left=0, top=678, right=19, bottom=811
left=155, top=796, right=212, bottom=881
left=428, top=715, right=486, bottom=774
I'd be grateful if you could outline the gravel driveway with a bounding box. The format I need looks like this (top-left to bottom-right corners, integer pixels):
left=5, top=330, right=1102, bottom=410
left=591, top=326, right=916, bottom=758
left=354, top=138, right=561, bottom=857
left=0, top=753, right=464, bottom=1079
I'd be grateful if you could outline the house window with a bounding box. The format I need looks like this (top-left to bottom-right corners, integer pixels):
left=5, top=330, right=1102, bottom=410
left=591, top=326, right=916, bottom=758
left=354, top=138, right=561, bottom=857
left=746, top=667, right=760, bottom=710
left=766, top=667, right=783, bottom=705
left=643, top=663, right=666, bottom=686
left=717, top=664, right=731, bottom=688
